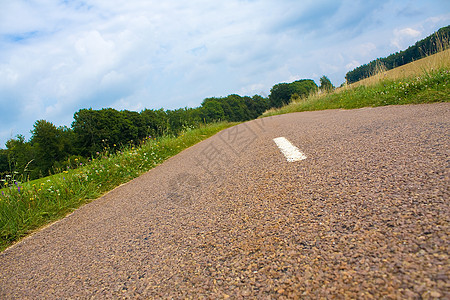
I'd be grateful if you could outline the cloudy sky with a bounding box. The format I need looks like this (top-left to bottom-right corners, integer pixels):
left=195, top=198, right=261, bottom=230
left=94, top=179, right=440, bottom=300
left=0, top=0, right=449, bottom=147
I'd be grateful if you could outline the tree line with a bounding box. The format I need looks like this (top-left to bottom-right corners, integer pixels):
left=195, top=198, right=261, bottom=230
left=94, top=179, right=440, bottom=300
left=0, top=78, right=321, bottom=183
left=345, top=25, right=450, bottom=84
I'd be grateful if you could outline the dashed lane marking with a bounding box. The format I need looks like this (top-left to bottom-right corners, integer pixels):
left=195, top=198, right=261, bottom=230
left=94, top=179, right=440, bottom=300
left=273, top=137, right=307, bottom=162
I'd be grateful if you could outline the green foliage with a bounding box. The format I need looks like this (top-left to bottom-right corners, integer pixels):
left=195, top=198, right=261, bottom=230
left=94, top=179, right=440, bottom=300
left=72, top=108, right=142, bottom=156
left=346, top=25, right=450, bottom=84
left=319, top=75, right=334, bottom=92
left=141, top=108, right=170, bottom=137
left=200, top=94, right=269, bottom=122
left=269, top=79, right=318, bottom=108
left=0, top=150, right=8, bottom=178
left=31, top=120, right=71, bottom=177
left=269, top=83, right=294, bottom=108
left=166, top=107, right=202, bottom=134
left=200, top=99, right=226, bottom=122
left=244, top=95, right=270, bottom=119
left=4, top=135, right=34, bottom=182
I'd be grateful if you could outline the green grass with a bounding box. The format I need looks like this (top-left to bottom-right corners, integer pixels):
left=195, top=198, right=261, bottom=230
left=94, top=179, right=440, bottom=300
left=262, top=68, right=450, bottom=117
left=0, top=122, right=235, bottom=251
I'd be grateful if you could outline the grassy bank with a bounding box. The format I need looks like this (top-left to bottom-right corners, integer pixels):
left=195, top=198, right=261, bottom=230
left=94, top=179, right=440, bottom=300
left=0, top=122, right=235, bottom=251
left=262, top=67, right=450, bottom=117
left=349, top=48, right=450, bottom=88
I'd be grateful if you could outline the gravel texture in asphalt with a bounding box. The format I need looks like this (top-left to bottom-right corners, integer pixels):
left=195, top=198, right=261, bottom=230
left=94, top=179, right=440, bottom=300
left=0, top=103, right=449, bottom=299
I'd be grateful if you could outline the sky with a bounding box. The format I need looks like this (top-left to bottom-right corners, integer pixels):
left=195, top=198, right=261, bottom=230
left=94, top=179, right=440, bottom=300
left=0, top=0, right=449, bottom=147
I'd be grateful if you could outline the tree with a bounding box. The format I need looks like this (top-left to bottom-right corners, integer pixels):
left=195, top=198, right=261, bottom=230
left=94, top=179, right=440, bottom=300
left=5, top=135, right=35, bottom=180
left=166, top=108, right=201, bottom=136
left=222, top=94, right=251, bottom=122
left=319, top=75, right=334, bottom=92
left=58, top=126, right=75, bottom=158
left=31, top=120, right=68, bottom=176
left=269, top=79, right=318, bottom=108
left=141, top=108, right=170, bottom=137
left=269, top=83, right=294, bottom=108
left=72, top=108, right=144, bottom=155
left=122, top=110, right=145, bottom=141
left=250, top=95, right=270, bottom=116
left=0, top=149, right=8, bottom=175
left=291, top=79, right=318, bottom=97
left=200, top=100, right=225, bottom=122
left=72, top=108, right=99, bottom=156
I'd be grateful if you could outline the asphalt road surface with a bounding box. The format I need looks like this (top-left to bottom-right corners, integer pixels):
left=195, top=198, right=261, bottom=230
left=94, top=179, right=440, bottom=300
left=1, top=103, right=449, bottom=299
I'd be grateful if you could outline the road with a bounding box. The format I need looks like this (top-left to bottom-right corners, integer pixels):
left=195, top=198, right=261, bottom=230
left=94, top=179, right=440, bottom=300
left=1, top=103, right=449, bottom=298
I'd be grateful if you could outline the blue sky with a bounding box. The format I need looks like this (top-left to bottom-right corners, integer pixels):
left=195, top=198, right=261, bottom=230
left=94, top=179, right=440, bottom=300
left=0, top=0, right=449, bottom=147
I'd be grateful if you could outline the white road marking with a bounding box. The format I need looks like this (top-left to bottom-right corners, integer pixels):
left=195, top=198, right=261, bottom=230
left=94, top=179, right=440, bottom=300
left=273, top=137, right=307, bottom=162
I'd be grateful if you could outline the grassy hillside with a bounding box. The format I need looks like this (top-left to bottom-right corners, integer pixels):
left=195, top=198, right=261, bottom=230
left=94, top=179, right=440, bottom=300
left=262, top=50, right=450, bottom=117
left=345, top=25, right=450, bottom=83
left=348, top=48, right=450, bottom=88
left=0, top=122, right=235, bottom=251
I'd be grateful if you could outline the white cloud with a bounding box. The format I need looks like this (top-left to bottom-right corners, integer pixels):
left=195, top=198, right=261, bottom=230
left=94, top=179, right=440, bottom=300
left=0, top=65, right=19, bottom=87
left=345, top=61, right=360, bottom=71
left=358, top=43, right=377, bottom=56
left=391, top=27, right=422, bottom=49
left=288, top=75, right=302, bottom=82
left=112, top=98, right=144, bottom=112
left=239, top=83, right=266, bottom=96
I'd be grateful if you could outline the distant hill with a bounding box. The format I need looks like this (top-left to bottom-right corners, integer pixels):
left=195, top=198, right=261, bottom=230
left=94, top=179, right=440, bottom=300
left=345, top=25, right=450, bottom=84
